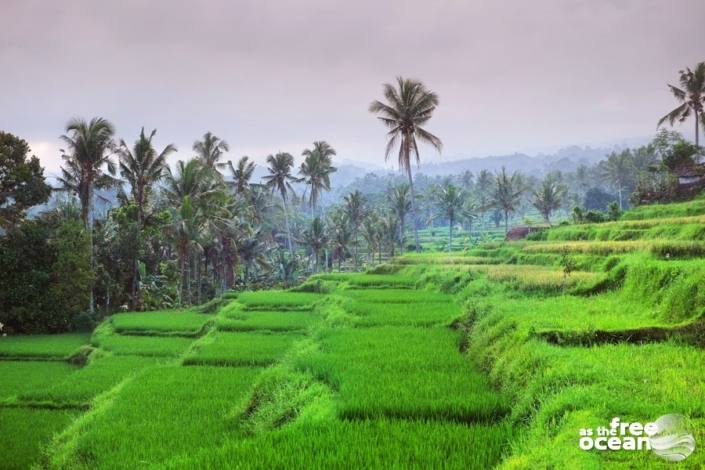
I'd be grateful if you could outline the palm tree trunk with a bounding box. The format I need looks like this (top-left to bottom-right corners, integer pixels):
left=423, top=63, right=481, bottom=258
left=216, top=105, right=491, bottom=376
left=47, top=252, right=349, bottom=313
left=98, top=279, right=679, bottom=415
left=406, top=168, right=421, bottom=252
left=353, top=228, right=358, bottom=270
left=87, top=184, right=95, bottom=316
left=399, top=216, right=405, bottom=255
left=448, top=214, right=453, bottom=252
left=283, top=197, right=294, bottom=255
left=696, top=113, right=700, bottom=148
left=504, top=210, right=509, bottom=234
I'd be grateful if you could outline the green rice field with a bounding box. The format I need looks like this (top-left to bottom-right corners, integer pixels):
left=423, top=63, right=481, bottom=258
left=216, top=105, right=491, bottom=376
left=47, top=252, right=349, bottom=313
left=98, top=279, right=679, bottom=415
left=3, top=197, right=705, bottom=468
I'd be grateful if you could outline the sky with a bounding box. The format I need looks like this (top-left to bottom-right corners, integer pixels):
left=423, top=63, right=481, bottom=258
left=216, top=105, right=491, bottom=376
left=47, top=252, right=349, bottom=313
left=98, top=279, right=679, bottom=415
left=2, top=0, right=704, bottom=177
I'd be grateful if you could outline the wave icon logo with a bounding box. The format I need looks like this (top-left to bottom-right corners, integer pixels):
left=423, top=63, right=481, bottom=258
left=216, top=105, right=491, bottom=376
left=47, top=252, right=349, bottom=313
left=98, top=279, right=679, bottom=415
left=649, top=414, right=696, bottom=462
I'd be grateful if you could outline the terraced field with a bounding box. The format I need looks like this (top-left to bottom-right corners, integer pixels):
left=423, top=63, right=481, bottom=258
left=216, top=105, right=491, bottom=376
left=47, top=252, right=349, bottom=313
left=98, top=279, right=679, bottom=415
left=3, top=198, right=705, bottom=468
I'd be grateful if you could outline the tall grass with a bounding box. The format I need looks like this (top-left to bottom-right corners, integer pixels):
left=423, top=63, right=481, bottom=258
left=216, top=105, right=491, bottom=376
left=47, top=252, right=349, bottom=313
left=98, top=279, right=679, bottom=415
left=183, top=331, right=300, bottom=366
left=110, top=310, right=211, bottom=336
left=0, top=333, right=89, bottom=360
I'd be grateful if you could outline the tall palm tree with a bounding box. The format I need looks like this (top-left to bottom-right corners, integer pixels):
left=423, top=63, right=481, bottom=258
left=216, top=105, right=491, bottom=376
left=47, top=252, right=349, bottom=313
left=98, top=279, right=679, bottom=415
left=329, top=209, right=351, bottom=271
left=532, top=175, right=567, bottom=223
left=390, top=183, right=411, bottom=254
left=58, top=117, right=116, bottom=316
left=599, top=151, right=634, bottom=210
left=343, top=190, right=365, bottom=269
left=369, top=77, right=442, bottom=252
left=658, top=62, right=705, bottom=146
left=299, top=141, right=336, bottom=215
left=301, top=217, right=328, bottom=272
left=262, top=152, right=298, bottom=254
left=434, top=182, right=464, bottom=251
left=492, top=167, right=525, bottom=233
left=193, top=132, right=229, bottom=170
left=116, top=127, right=176, bottom=307
left=380, top=212, right=399, bottom=258
left=362, top=212, right=383, bottom=264
left=225, top=156, right=256, bottom=195
left=117, top=128, right=176, bottom=225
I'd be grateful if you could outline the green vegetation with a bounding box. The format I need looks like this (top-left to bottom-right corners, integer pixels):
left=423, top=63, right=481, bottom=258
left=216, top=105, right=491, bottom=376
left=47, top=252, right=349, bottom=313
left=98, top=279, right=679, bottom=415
left=0, top=333, right=89, bottom=359
left=110, top=310, right=212, bottom=335
left=217, top=310, right=317, bottom=332
left=183, top=331, right=301, bottom=366
left=236, top=291, right=323, bottom=310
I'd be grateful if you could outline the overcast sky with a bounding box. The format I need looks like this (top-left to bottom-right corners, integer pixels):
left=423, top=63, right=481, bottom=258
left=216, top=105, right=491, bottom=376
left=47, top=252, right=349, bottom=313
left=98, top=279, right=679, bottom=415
left=2, top=0, right=704, bottom=176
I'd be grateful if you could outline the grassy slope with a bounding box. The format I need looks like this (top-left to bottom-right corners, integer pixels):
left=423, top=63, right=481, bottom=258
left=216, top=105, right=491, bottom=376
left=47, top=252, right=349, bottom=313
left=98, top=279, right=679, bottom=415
left=3, top=197, right=705, bottom=468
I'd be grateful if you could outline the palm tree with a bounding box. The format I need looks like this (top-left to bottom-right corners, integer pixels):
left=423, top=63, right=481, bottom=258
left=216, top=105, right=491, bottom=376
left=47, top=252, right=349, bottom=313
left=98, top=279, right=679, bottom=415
left=434, top=182, right=464, bottom=251
left=58, top=117, right=116, bottom=316
left=301, top=217, right=328, bottom=272
left=362, top=212, right=383, bottom=264
left=599, top=151, right=634, bottom=210
left=532, top=175, right=567, bottom=223
left=329, top=210, right=351, bottom=271
left=380, top=212, right=399, bottom=258
left=299, top=141, right=336, bottom=215
left=225, top=156, right=256, bottom=195
left=116, top=127, right=177, bottom=307
left=492, top=167, right=525, bottom=233
left=193, top=132, right=229, bottom=170
left=390, top=184, right=411, bottom=254
left=237, top=229, right=271, bottom=286
left=369, top=77, right=442, bottom=252
left=658, top=62, right=705, bottom=146
left=343, top=190, right=365, bottom=269
left=263, top=152, right=298, bottom=254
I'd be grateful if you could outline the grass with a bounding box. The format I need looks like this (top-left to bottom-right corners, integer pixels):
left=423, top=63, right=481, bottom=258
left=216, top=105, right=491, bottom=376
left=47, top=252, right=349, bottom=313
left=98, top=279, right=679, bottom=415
left=342, top=298, right=462, bottom=327
left=110, top=310, right=211, bottom=336
left=0, top=361, right=78, bottom=400
left=0, top=408, right=79, bottom=470
left=522, top=239, right=705, bottom=257
left=183, top=331, right=300, bottom=366
left=216, top=310, right=318, bottom=332
left=312, top=272, right=417, bottom=288
left=296, top=326, right=508, bottom=422
left=16, top=354, right=161, bottom=407
left=47, top=365, right=259, bottom=469
left=92, top=327, right=194, bottom=357
left=0, top=333, right=89, bottom=359
left=162, top=419, right=512, bottom=470
left=340, top=288, right=452, bottom=304
left=236, top=291, right=322, bottom=310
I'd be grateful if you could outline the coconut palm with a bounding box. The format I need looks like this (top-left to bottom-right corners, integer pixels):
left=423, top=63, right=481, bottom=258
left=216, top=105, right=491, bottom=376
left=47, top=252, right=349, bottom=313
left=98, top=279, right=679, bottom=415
left=116, top=127, right=176, bottom=306
left=263, top=152, right=298, bottom=254
left=225, top=156, right=256, bottom=196
left=434, top=182, right=464, bottom=251
left=58, top=117, right=116, bottom=315
left=658, top=62, right=705, bottom=146
left=369, top=77, right=442, bottom=252
left=343, top=190, right=365, bottom=269
left=301, top=217, right=328, bottom=272
left=299, top=141, right=336, bottom=215
left=380, top=212, right=399, bottom=258
left=362, top=212, right=383, bottom=264
left=492, top=167, right=525, bottom=233
left=599, top=151, right=634, bottom=210
left=532, top=175, right=567, bottom=223
left=329, top=210, right=351, bottom=271
left=390, top=183, right=411, bottom=254
left=193, top=132, right=230, bottom=170
left=117, top=128, right=176, bottom=225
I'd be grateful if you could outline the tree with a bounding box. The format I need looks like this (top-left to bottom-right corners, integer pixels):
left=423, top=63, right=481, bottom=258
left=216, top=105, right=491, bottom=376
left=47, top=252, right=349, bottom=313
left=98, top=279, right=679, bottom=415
left=116, top=128, right=176, bottom=307
left=362, top=212, right=383, bottom=264
left=58, top=117, right=116, bottom=316
left=380, top=212, right=399, bottom=258
left=300, top=141, right=336, bottom=214
left=658, top=62, right=705, bottom=146
left=301, top=217, right=327, bottom=272
left=390, top=183, right=411, bottom=254
left=532, top=175, right=567, bottom=223
left=329, top=209, right=351, bottom=271
left=262, top=152, right=298, bottom=254
left=433, top=182, right=464, bottom=251
left=225, top=156, right=256, bottom=195
left=492, top=167, right=524, bottom=233
left=599, top=150, right=633, bottom=210
left=0, top=132, right=51, bottom=229
left=193, top=132, right=229, bottom=169
left=369, top=77, right=442, bottom=252
left=343, top=190, right=365, bottom=269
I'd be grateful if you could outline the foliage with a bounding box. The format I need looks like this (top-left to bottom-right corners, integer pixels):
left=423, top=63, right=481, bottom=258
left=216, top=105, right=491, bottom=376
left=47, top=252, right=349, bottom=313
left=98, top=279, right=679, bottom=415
left=0, top=131, right=51, bottom=228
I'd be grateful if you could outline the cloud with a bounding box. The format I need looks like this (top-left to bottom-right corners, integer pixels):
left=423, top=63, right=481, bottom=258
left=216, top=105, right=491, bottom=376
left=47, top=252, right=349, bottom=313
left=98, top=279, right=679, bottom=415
left=2, top=0, right=704, bottom=174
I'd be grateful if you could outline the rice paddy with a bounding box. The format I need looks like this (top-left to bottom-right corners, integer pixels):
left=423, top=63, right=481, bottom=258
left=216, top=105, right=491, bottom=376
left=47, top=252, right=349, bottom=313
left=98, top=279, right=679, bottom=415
left=5, top=197, right=705, bottom=468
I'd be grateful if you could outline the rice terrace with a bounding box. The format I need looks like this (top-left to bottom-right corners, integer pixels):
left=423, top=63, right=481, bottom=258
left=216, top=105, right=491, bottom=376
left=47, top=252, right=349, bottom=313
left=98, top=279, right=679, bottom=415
left=2, top=1, right=705, bottom=469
